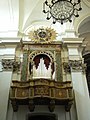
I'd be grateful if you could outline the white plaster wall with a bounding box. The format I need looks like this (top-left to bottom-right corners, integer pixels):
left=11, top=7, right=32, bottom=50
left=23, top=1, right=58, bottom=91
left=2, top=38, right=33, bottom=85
left=0, top=71, right=12, bottom=120
left=68, top=48, right=78, bottom=56
left=0, top=47, right=15, bottom=120
left=0, top=45, right=77, bottom=120
left=71, top=72, right=90, bottom=120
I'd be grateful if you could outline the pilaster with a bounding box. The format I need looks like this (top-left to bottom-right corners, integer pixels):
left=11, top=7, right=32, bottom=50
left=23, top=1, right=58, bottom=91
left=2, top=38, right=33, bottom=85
left=0, top=39, right=19, bottom=120
left=63, top=38, right=90, bottom=120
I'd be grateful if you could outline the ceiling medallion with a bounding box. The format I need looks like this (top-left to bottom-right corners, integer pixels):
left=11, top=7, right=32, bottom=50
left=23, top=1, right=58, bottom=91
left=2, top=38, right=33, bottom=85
left=28, top=27, right=57, bottom=43
left=43, top=0, right=82, bottom=24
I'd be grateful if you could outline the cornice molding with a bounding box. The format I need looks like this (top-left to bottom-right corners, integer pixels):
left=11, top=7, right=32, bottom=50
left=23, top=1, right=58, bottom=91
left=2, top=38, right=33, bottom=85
left=63, top=38, right=84, bottom=44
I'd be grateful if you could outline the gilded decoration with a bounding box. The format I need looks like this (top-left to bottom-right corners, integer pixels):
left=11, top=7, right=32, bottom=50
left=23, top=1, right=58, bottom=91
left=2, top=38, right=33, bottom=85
left=35, top=86, right=49, bottom=96
left=55, top=89, right=67, bottom=98
left=28, top=27, right=57, bottom=43
left=10, top=79, right=73, bottom=112
left=16, top=88, right=29, bottom=98
left=9, top=42, right=74, bottom=112
left=29, top=51, right=54, bottom=62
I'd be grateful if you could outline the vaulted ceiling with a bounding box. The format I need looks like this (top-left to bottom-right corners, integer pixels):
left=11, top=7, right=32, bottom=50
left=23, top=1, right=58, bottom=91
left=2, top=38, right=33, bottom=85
left=0, top=0, right=90, bottom=53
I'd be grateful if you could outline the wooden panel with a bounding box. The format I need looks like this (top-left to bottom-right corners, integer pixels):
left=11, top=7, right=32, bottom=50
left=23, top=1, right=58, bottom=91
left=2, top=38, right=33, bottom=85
left=10, top=79, right=73, bottom=112
left=16, top=88, right=29, bottom=98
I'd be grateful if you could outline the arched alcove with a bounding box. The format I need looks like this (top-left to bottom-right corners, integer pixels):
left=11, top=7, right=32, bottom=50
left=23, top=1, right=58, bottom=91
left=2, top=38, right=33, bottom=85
left=26, top=113, right=57, bottom=120
left=29, top=52, right=55, bottom=79
left=78, top=16, right=90, bottom=34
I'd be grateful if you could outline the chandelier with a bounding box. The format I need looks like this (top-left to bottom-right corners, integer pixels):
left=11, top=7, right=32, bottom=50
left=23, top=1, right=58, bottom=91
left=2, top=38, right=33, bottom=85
left=43, top=0, right=82, bottom=24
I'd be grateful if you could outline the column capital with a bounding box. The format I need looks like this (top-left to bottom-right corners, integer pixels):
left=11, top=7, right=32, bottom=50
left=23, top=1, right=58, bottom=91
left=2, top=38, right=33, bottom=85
left=69, top=60, right=86, bottom=72
left=63, top=60, right=86, bottom=73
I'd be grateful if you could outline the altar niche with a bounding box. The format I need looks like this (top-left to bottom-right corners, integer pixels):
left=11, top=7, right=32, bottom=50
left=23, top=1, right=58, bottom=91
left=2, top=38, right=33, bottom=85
left=26, top=113, right=57, bottom=120
left=29, top=53, right=55, bottom=80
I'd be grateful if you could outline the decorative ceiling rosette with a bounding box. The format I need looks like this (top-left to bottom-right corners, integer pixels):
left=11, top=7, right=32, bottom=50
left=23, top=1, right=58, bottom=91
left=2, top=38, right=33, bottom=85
left=28, top=27, right=57, bottom=43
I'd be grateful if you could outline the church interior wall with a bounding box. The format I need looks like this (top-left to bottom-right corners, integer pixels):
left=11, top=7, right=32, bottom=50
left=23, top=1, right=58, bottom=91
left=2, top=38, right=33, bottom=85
left=0, top=39, right=89, bottom=120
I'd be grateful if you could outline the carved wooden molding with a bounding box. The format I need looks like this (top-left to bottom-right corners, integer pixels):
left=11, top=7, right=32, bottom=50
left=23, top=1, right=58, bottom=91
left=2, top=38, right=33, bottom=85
left=28, top=99, right=35, bottom=112
left=65, top=101, right=73, bottom=112
left=10, top=99, right=18, bottom=112
left=10, top=79, right=73, bottom=112
left=48, top=99, right=55, bottom=112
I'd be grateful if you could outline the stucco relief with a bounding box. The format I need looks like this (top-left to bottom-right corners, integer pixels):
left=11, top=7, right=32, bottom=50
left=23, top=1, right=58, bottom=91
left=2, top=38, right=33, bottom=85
left=2, top=59, right=14, bottom=70
left=63, top=62, right=71, bottom=73
left=2, top=59, right=20, bottom=71
left=63, top=60, right=86, bottom=73
left=69, top=60, right=86, bottom=72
